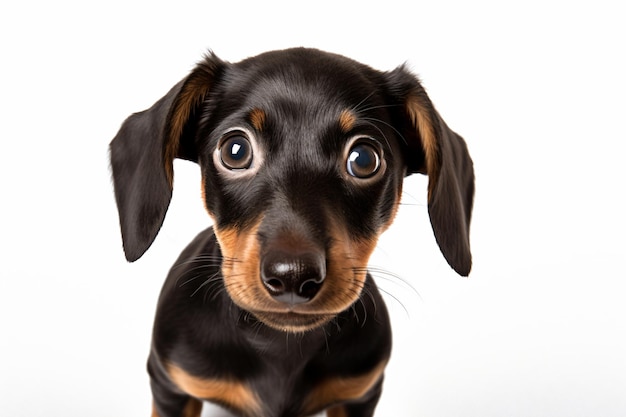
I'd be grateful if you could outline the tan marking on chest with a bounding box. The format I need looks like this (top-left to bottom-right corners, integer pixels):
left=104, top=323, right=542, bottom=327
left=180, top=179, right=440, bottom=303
left=167, top=364, right=262, bottom=416
left=303, top=360, right=387, bottom=414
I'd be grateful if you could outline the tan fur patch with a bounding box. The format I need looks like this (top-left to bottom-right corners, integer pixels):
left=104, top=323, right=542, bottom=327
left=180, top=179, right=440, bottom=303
left=319, top=215, right=379, bottom=313
left=339, top=109, right=357, bottom=132
left=326, top=406, right=349, bottom=417
left=303, top=360, right=387, bottom=414
left=152, top=400, right=201, bottom=417
left=167, top=363, right=262, bottom=416
left=213, top=220, right=269, bottom=311
left=182, top=398, right=203, bottom=417
left=249, top=108, right=266, bottom=131
left=406, top=94, right=440, bottom=199
left=164, top=69, right=214, bottom=187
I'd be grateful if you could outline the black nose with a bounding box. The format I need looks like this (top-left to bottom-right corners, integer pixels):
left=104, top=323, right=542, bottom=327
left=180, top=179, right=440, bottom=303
left=261, top=250, right=326, bottom=305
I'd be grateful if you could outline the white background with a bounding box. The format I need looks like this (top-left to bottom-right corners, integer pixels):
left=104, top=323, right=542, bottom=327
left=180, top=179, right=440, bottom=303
left=1, top=1, right=625, bottom=416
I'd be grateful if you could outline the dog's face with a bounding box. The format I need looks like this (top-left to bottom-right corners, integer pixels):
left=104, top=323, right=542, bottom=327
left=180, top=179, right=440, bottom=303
left=196, top=50, right=406, bottom=331
left=110, top=48, right=474, bottom=332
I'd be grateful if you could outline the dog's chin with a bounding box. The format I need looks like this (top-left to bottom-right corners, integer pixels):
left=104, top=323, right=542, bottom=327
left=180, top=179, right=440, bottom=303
left=252, top=311, right=335, bottom=333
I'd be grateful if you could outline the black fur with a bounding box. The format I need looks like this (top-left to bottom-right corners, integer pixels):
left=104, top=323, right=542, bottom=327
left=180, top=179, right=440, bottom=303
left=110, top=48, right=474, bottom=417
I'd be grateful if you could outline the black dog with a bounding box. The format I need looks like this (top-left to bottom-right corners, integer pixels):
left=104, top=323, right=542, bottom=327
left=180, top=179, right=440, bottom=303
left=110, top=48, right=474, bottom=417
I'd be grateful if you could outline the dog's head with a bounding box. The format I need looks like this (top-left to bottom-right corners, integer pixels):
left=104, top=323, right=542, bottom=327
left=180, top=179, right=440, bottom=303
left=110, top=48, right=474, bottom=332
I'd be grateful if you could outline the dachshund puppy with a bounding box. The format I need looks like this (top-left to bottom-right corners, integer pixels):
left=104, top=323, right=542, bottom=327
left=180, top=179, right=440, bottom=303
left=110, top=48, right=474, bottom=417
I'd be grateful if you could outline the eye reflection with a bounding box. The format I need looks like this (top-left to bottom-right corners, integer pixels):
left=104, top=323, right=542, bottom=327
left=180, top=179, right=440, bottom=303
left=346, top=142, right=381, bottom=178
left=220, top=133, right=253, bottom=170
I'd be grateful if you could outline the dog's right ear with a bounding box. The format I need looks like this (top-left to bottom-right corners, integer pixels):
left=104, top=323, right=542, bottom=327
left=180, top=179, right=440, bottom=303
left=384, top=65, right=475, bottom=276
left=110, top=53, right=224, bottom=261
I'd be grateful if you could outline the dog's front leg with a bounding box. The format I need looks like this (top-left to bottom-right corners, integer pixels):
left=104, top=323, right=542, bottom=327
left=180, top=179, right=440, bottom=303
left=148, top=353, right=203, bottom=417
left=326, top=377, right=383, bottom=417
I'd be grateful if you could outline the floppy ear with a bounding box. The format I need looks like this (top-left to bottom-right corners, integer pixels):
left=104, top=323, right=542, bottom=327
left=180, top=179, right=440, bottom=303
left=386, top=66, right=475, bottom=276
left=109, top=54, right=223, bottom=261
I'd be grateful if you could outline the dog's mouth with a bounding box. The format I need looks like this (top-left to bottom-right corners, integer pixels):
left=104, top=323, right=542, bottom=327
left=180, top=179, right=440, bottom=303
left=250, top=310, right=335, bottom=333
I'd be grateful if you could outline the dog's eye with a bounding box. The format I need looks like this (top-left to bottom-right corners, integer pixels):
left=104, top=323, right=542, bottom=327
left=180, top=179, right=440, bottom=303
left=219, top=133, right=253, bottom=170
left=346, top=142, right=381, bottom=179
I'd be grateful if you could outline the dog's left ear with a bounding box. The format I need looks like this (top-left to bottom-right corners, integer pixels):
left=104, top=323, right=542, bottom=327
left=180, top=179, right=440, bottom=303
left=385, top=66, right=475, bottom=276
left=110, top=54, right=223, bottom=262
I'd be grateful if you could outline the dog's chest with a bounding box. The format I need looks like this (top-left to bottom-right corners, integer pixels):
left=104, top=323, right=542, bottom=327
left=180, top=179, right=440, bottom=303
left=241, top=331, right=330, bottom=416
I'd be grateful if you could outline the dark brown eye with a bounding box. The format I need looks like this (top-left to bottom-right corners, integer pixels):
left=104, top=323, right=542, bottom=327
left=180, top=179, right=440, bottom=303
left=346, top=142, right=381, bottom=178
left=219, top=133, right=253, bottom=170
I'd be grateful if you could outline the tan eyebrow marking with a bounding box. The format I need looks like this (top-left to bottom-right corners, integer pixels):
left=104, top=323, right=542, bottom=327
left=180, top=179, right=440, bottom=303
left=339, top=109, right=357, bottom=133
left=249, top=108, right=266, bottom=131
